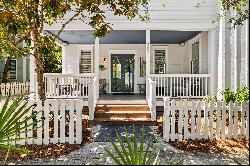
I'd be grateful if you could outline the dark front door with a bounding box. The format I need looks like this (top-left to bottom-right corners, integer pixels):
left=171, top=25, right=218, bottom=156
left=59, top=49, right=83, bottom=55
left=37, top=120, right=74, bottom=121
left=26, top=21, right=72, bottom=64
left=111, top=54, right=135, bottom=93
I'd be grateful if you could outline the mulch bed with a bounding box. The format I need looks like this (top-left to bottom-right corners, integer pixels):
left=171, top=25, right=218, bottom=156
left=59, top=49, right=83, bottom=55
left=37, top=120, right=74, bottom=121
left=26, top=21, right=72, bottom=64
left=157, top=115, right=249, bottom=155
left=0, top=115, right=92, bottom=164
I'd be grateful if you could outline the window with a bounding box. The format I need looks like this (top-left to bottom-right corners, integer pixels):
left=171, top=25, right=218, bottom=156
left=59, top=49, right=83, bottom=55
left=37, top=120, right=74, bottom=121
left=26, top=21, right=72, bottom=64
left=8, top=60, right=17, bottom=80
left=79, top=49, right=92, bottom=73
left=191, top=41, right=199, bottom=74
left=153, top=47, right=167, bottom=74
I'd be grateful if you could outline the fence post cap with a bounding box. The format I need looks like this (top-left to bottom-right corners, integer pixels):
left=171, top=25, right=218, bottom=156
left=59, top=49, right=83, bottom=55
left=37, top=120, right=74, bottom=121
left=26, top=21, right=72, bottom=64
left=163, top=97, right=170, bottom=102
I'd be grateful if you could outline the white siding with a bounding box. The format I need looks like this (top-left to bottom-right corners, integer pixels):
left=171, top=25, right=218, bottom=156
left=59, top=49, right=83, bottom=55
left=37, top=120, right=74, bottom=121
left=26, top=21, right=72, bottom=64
left=44, top=0, right=218, bottom=31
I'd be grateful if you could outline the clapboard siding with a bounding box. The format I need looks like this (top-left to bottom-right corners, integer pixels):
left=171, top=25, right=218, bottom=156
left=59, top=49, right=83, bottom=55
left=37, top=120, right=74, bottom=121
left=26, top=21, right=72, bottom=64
left=44, top=0, right=219, bottom=31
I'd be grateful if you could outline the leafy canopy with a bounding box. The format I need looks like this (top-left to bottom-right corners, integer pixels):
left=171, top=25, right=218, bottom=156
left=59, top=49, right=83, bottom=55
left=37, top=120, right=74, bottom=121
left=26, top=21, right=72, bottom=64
left=0, top=0, right=149, bottom=54
left=214, top=0, right=249, bottom=28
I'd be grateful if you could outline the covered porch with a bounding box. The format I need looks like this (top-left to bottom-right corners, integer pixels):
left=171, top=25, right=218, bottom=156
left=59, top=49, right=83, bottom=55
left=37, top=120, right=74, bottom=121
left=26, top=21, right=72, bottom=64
left=39, top=30, right=211, bottom=102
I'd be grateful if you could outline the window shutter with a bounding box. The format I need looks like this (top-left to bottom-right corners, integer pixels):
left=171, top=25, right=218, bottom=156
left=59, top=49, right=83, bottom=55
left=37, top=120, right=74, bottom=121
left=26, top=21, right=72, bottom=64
left=80, top=50, right=92, bottom=73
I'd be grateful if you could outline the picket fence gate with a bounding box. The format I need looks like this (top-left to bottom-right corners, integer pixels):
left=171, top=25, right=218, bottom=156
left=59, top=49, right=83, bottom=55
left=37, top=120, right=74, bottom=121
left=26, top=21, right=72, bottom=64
left=163, top=98, right=249, bottom=142
left=0, top=82, right=29, bottom=96
left=0, top=99, right=83, bottom=145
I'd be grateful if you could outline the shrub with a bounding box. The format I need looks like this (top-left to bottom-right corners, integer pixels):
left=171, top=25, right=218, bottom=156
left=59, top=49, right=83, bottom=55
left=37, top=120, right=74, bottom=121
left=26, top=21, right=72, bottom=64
left=204, top=87, right=249, bottom=104
left=103, top=126, right=160, bottom=165
left=0, top=95, right=41, bottom=161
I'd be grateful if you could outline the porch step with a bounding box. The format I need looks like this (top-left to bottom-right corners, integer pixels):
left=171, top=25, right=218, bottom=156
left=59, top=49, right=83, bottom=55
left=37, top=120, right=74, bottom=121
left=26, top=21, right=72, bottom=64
left=95, top=105, right=150, bottom=112
left=90, top=119, right=157, bottom=126
left=93, top=104, right=155, bottom=126
left=96, top=99, right=148, bottom=105
left=94, top=112, right=151, bottom=119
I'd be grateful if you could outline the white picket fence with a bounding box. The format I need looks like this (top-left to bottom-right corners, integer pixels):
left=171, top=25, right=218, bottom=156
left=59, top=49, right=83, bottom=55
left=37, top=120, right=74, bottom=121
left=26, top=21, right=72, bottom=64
left=0, top=99, right=83, bottom=145
left=163, top=98, right=249, bottom=142
left=0, top=82, right=29, bottom=96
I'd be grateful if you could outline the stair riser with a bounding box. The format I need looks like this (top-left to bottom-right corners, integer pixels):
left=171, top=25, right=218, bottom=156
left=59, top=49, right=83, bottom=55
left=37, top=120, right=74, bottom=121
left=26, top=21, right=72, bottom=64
left=94, top=113, right=151, bottom=119
left=90, top=120, right=157, bottom=126
left=95, top=106, right=150, bottom=112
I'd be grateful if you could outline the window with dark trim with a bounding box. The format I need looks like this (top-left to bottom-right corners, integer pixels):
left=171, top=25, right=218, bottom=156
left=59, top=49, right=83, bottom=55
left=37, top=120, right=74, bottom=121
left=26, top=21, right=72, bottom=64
left=191, top=41, right=199, bottom=74
left=80, top=50, right=92, bottom=73
left=8, top=60, right=17, bottom=80
left=154, top=49, right=167, bottom=74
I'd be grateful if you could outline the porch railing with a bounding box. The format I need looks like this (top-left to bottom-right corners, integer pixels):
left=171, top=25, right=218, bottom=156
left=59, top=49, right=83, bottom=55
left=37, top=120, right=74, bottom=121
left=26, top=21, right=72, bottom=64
left=149, top=74, right=211, bottom=98
left=40, top=73, right=95, bottom=99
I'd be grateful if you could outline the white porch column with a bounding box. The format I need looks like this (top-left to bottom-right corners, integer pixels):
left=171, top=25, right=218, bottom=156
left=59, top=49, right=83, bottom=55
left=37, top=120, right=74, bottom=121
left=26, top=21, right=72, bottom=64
left=217, top=12, right=226, bottom=99
left=61, top=45, right=66, bottom=74
left=246, top=20, right=249, bottom=87
left=29, top=41, right=36, bottom=99
left=94, top=38, right=99, bottom=99
left=230, top=15, right=238, bottom=91
left=239, top=19, right=249, bottom=88
left=146, top=30, right=151, bottom=99
left=208, top=28, right=218, bottom=94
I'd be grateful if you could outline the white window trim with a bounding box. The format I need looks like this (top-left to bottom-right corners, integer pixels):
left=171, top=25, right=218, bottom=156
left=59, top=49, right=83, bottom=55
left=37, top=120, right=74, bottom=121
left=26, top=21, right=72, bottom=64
left=152, top=46, right=168, bottom=74
left=78, top=45, right=94, bottom=74
left=188, top=34, right=202, bottom=74
left=108, top=50, right=138, bottom=93
left=5, top=59, right=17, bottom=80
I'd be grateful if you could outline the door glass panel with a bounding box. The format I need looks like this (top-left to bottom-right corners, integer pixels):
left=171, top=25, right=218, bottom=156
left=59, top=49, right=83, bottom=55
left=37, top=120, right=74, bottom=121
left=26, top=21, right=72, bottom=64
left=124, top=57, right=134, bottom=93
left=111, top=54, right=134, bottom=93
left=112, top=56, right=122, bottom=92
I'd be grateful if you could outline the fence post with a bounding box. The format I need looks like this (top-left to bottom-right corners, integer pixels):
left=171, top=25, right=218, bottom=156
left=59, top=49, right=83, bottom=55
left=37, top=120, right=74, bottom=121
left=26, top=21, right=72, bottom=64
left=163, top=97, right=170, bottom=142
left=88, top=81, right=94, bottom=120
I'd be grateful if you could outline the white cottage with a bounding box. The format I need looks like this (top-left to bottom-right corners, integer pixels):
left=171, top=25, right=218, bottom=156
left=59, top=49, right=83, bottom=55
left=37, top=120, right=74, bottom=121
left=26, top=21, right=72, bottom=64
left=30, top=0, right=249, bottom=121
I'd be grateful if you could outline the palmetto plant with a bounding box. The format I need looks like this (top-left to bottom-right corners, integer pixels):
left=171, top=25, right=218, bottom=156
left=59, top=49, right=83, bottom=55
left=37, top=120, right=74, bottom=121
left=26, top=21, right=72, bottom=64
left=0, top=95, right=41, bottom=153
left=103, top=126, right=160, bottom=165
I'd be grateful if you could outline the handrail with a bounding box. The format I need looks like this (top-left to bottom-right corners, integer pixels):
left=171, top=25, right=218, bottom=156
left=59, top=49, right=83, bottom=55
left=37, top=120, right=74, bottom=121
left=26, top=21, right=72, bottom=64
left=150, top=74, right=211, bottom=77
left=148, top=77, right=156, bottom=121
left=88, top=76, right=97, bottom=120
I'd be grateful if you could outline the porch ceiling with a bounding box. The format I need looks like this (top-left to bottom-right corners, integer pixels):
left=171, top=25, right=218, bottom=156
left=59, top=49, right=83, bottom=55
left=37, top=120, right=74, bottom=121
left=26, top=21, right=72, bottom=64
left=47, top=30, right=201, bottom=44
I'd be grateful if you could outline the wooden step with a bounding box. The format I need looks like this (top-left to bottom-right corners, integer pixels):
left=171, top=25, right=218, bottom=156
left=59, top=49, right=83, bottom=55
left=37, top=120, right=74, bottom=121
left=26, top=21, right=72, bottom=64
left=96, top=99, right=148, bottom=105
left=95, top=105, right=150, bottom=112
left=94, top=112, right=151, bottom=119
left=90, top=118, right=157, bottom=126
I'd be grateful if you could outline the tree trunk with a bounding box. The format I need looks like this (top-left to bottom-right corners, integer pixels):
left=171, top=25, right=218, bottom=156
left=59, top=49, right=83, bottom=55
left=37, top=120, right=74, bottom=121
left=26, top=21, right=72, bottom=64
left=34, top=45, right=46, bottom=101
left=2, top=56, right=12, bottom=83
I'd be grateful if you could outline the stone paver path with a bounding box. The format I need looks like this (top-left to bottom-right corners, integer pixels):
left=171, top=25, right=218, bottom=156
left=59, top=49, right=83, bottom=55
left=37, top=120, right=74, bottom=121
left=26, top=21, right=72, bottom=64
left=16, top=125, right=248, bottom=165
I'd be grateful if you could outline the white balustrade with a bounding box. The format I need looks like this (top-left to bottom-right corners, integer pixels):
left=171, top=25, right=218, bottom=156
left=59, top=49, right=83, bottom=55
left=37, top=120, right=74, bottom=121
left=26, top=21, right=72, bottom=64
left=149, top=74, right=211, bottom=98
left=42, top=73, right=95, bottom=99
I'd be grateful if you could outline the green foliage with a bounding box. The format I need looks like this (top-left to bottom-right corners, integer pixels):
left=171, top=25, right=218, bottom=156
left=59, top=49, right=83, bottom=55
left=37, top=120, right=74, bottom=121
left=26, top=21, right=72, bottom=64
left=204, top=87, right=249, bottom=104
left=0, top=0, right=150, bottom=100
left=103, top=126, right=160, bottom=165
left=213, top=0, right=249, bottom=28
left=42, top=42, right=62, bottom=73
left=0, top=95, right=41, bottom=154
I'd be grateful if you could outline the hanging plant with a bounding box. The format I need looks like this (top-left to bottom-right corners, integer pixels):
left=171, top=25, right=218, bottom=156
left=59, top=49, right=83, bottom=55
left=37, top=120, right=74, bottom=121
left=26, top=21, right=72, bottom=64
left=99, top=65, right=107, bottom=71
